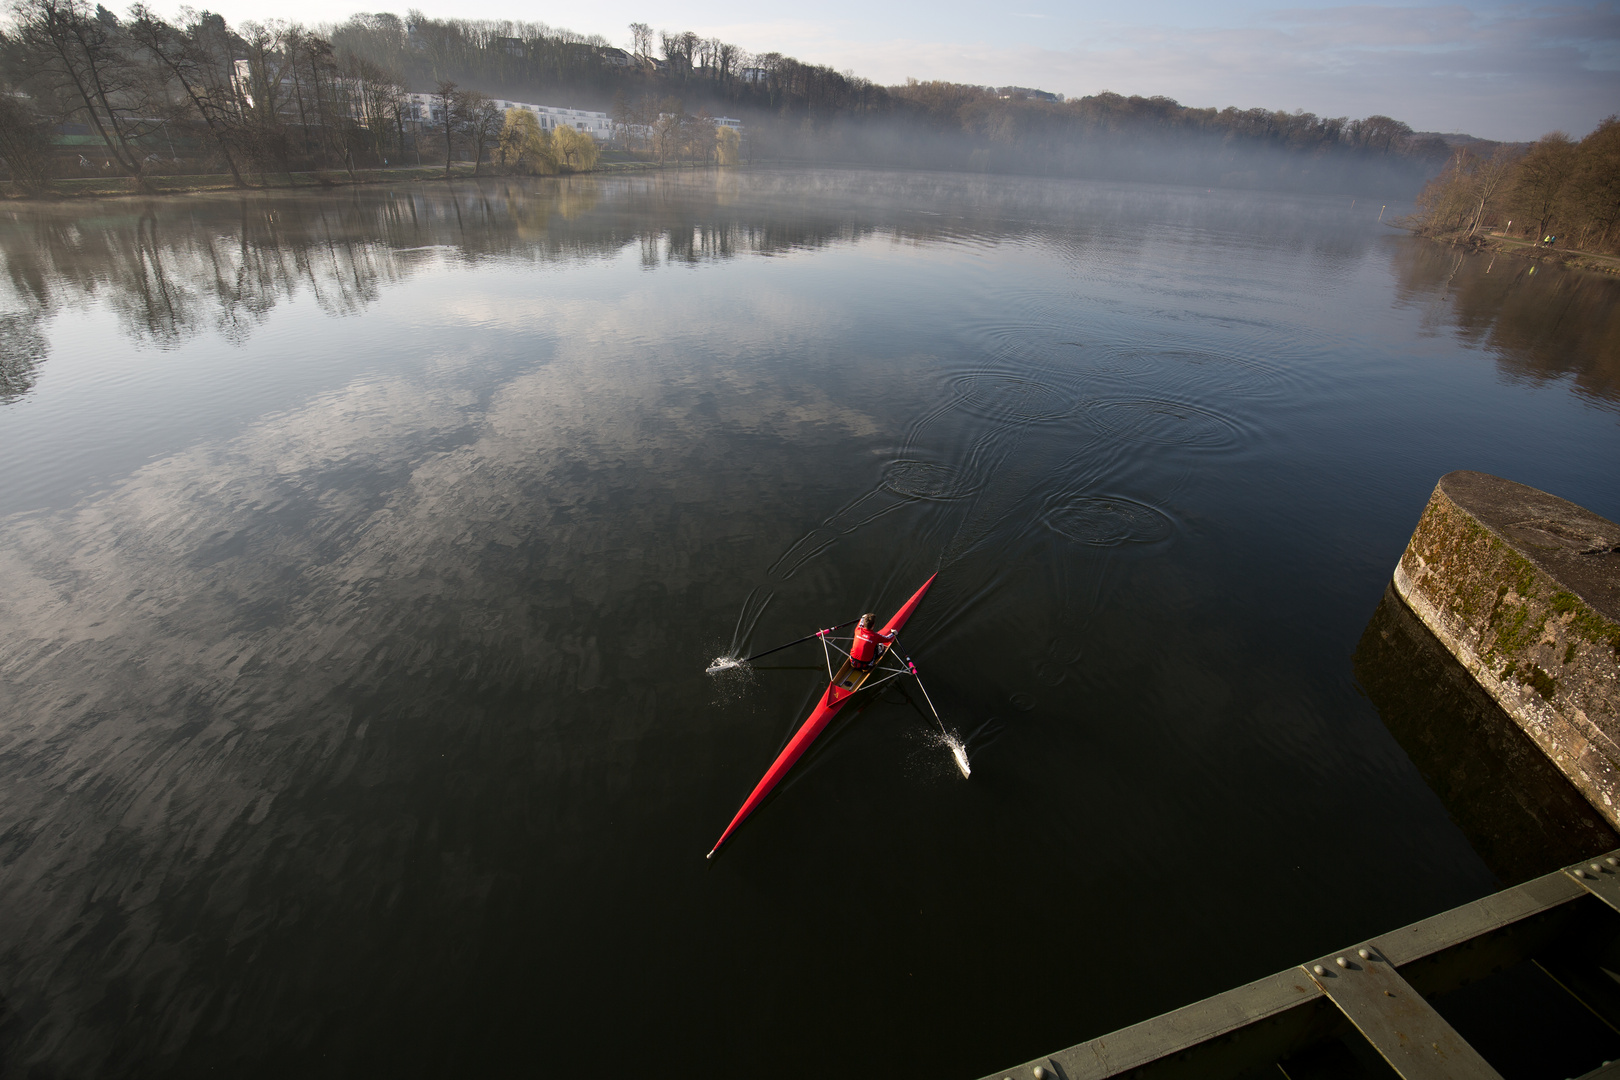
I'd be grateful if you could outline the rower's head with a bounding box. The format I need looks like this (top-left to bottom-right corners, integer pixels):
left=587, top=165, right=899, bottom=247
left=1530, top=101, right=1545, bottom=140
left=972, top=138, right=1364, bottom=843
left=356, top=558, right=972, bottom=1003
left=857, top=613, right=875, bottom=629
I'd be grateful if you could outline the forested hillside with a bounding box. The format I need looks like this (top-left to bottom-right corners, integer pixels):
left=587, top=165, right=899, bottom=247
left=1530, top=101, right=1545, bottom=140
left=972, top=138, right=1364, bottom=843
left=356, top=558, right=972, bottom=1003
left=0, top=2, right=1462, bottom=195
left=1410, top=121, right=1620, bottom=255
left=330, top=12, right=1457, bottom=194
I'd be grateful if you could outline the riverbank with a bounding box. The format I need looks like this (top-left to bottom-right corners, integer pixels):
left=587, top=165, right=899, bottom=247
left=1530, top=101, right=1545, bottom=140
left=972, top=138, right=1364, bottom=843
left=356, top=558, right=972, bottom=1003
left=0, top=155, right=671, bottom=200
left=1410, top=225, right=1620, bottom=275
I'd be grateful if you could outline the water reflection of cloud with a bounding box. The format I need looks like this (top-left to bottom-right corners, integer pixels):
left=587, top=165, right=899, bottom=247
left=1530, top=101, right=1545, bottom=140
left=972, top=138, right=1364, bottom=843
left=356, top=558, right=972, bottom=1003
left=0, top=284, right=896, bottom=1070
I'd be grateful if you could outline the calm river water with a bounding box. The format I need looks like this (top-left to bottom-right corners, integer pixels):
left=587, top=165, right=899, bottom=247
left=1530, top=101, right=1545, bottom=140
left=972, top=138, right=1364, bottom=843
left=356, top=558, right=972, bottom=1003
left=1, top=170, right=1617, bottom=1077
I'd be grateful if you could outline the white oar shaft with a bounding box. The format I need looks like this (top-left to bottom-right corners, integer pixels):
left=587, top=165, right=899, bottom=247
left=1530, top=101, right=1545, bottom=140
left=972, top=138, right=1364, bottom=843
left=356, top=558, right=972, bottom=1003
left=736, top=619, right=858, bottom=665
left=899, top=652, right=949, bottom=737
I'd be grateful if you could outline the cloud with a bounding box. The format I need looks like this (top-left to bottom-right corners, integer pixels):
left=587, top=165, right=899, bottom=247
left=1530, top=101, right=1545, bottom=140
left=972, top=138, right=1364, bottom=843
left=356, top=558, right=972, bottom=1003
left=706, top=3, right=1619, bottom=141
left=144, top=0, right=1615, bottom=139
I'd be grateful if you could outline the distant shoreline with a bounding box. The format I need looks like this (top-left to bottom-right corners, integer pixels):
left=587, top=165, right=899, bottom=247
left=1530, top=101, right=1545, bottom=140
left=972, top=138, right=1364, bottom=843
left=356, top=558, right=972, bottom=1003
left=0, top=158, right=673, bottom=202
left=3, top=161, right=1431, bottom=207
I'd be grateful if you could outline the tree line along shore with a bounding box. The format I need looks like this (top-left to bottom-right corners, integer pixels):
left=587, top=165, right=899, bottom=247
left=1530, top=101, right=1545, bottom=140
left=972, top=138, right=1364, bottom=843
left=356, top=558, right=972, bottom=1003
left=0, top=1, right=1601, bottom=210
left=1407, top=120, right=1620, bottom=263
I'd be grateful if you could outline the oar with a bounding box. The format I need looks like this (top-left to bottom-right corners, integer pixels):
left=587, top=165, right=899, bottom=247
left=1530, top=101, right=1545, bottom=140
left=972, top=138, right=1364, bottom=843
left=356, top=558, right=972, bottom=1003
left=900, top=652, right=971, bottom=778
left=706, top=619, right=859, bottom=674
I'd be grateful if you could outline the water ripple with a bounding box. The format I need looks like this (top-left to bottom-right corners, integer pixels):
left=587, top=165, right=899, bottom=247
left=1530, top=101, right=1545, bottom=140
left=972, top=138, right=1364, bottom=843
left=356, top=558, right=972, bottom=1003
left=1041, top=495, right=1175, bottom=546
left=880, top=459, right=980, bottom=501
left=949, top=372, right=1081, bottom=422
left=1100, top=345, right=1298, bottom=400
left=1087, top=397, right=1245, bottom=449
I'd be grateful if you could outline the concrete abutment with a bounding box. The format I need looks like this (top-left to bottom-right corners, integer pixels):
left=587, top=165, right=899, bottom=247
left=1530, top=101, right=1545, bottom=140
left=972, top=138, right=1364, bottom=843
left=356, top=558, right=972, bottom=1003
left=1392, top=470, right=1620, bottom=830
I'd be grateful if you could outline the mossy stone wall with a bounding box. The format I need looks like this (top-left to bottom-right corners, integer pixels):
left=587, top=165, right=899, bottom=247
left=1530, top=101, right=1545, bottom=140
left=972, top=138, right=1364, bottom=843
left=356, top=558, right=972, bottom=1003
left=1393, top=471, right=1620, bottom=827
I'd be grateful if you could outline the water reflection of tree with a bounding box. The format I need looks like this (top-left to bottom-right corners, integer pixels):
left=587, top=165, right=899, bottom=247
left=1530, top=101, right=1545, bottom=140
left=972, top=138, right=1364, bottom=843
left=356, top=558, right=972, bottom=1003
left=0, top=311, right=49, bottom=402
left=0, top=172, right=1392, bottom=399
left=0, top=174, right=911, bottom=369
left=1390, top=240, right=1620, bottom=406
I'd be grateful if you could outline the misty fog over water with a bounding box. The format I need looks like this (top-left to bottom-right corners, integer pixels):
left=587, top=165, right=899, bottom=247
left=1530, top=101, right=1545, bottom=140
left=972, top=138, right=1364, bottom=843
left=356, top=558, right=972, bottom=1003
left=0, top=169, right=1616, bottom=1077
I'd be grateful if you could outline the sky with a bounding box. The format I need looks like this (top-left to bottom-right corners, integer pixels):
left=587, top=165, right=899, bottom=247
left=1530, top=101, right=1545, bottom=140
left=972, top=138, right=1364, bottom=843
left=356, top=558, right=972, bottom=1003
left=187, top=0, right=1617, bottom=142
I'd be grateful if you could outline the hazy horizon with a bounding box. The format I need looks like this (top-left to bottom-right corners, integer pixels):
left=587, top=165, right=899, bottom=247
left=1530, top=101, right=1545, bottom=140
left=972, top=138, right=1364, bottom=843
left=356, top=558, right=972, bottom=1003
left=146, top=0, right=1620, bottom=143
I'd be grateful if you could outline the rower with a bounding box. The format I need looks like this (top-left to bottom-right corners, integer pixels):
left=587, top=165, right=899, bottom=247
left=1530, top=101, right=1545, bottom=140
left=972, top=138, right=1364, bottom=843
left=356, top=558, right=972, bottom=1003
left=849, top=613, right=895, bottom=670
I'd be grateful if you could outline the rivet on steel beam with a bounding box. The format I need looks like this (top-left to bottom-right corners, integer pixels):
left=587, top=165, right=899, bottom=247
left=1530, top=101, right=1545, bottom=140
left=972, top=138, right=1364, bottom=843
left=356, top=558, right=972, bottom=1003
left=1312, top=965, right=1326, bottom=975
left=1593, top=864, right=1604, bottom=874
left=1607, top=858, right=1618, bottom=867
left=1033, top=1067, right=1048, bottom=1079
left=1358, top=948, right=1371, bottom=960
left=1336, top=957, right=1348, bottom=968
left=1575, top=868, right=1588, bottom=878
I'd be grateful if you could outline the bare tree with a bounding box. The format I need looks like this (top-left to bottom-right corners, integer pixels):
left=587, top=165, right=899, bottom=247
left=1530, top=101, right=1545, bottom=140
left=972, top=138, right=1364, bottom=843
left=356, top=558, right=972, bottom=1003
left=1467, top=146, right=1519, bottom=238
left=1573, top=117, right=1620, bottom=250
left=0, top=90, right=54, bottom=192
left=236, top=20, right=298, bottom=171
left=679, top=30, right=698, bottom=73
left=652, top=98, right=683, bottom=164
left=1513, top=132, right=1577, bottom=240
left=716, top=41, right=738, bottom=85
left=609, top=90, right=632, bottom=147
left=9, top=0, right=163, bottom=180
left=299, top=33, right=342, bottom=166
left=127, top=6, right=248, bottom=186
left=1348, top=115, right=1412, bottom=154
left=455, top=88, right=500, bottom=174
left=434, top=78, right=456, bottom=174
left=628, top=21, right=651, bottom=62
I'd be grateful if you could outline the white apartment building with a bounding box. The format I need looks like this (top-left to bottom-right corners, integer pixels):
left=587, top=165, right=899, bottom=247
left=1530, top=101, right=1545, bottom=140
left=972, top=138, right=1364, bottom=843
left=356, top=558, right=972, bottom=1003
left=618, top=115, right=745, bottom=143
left=401, top=93, right=613, bottom=142
left=229, top=65, right=731, bottom=151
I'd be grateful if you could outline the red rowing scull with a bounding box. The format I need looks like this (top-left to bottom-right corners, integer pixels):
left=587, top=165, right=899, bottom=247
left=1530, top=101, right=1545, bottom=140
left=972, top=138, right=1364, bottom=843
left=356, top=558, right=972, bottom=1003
left=707, top=573, right=937, bottom=858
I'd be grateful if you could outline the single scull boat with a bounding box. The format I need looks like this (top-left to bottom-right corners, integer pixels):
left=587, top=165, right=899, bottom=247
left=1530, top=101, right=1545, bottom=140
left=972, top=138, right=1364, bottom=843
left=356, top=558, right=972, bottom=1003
left=706, top=573, right=938, bottom=858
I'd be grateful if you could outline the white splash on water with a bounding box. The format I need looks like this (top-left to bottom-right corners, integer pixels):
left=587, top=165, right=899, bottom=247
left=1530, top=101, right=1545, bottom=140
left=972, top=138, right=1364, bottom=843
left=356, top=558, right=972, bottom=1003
left=921, top=728, right=971, bottom=778
left=704, top=652, right=755, bottom=705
